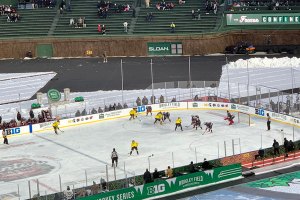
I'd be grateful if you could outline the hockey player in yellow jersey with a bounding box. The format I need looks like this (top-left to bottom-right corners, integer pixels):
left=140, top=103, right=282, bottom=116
left=52, top=120, right=60, bottom=134
left=154, top=112, right=163, bottom=125
left=129, top=140, right=139, bottom=155
left=129, top=108, right=137, bottom=120
left=175, top=117, right=183, bottom=131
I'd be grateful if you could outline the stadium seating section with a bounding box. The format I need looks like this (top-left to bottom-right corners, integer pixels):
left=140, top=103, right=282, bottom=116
left=0, top=0, right=299, bottom=38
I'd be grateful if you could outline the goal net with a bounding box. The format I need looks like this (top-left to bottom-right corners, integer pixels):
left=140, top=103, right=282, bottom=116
left=237, top=112, right=252, bottom=126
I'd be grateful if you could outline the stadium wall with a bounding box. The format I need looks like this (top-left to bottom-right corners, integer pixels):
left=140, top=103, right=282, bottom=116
left=1, top=30, right=300, bottom=58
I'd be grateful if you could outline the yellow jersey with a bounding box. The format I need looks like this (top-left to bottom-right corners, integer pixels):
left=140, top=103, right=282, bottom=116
left=131, top=141, right=139, bottom=148
left=176, top=118, right=182, bottom=124
left=52, top=121, right=59, bottom=128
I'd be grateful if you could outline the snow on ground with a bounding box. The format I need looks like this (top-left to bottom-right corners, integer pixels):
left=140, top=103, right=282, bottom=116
left=218, top=57, right=300, bottom=99
left=1, top=109, right=299, bottom=199
left=0, top=72, right=56, bottom=104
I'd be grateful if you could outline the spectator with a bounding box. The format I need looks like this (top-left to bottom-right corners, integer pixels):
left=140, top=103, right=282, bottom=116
left=197, top=9, right=201, bottom=20
left=91, top=181, right=100, bottom=195
left=111, top=148, right=118, bottom=167
left=123, top=21, right=128, bottom=33
left=132, top=7, right=136, bottom=18
left=284, top=138, right=289, bottom=157
left=136, top=97, right=142, bottom=106
left=142, top=96, right=148, bottom=105
left=0, top=116, right=2, bottom=124
left=81, top=109, right=87, bottom=116
left=98, top=107, right=103, bottom=113
left=100, top=177, right=107, bottom=190
left=202, top=158, right=210, bottom=170
left=145, top=0, right=150, bottom=8
left=165, top=166, right=173, bottom=178
left=117, top=103, right=123, bottom=110
left=101, top=25, right=106, bottom=35
left=159, top=95, right=164, bottom=103
left=76, top=188, right=87, bottom=197
left=17, top=111, right=21, bottom=121
left=153, top=168, right=160, bottom=181
left=150, top=95, right=156, bottom=104
left=143, top=169, right=152, bottom=183
left=267, top=113, right=271, bottom=131
left=213, top=1, right=217, bottom=14
left=171, top=97, right=176, bottom=102
left=123, top=103, right=128, bottom=108
left=192, top=9, right=196, bottom=19
left=179, top=0, right=185, bottom=5
left=75, top=110, right=81, bottom=117
left=70, top=18, right=75, bottom=26
left=103, top=51, right=108, bottom=63
left=288, top=140, right=295, bottom=152
left=63, top=186, right=73, bottom=200
left=91, top=108, right=97, bottom=114
left=273, top=139, right=280, bottom=156
left=29, top=109, right=34, bottom=119
left=255, top=148, right=265, bottom=160
left=188, top=161, right=197, bottom=173
left=170, top=22, right=175, bottom=33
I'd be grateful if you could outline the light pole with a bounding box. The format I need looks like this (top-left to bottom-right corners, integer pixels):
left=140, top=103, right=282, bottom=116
left=226, top=56, right=231, bottom=100
left=246, top=58, right=250, bottom=105
left=148, top=154, right=154, bottom=171
left=150, top=59, right=154, bottom=98
left=121, top=59, right=124, bottom=105
left=188, top=56, right=192, bottom=98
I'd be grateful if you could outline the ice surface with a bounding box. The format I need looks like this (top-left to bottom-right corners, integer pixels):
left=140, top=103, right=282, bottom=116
left=1, top=110, right=299, bottom=199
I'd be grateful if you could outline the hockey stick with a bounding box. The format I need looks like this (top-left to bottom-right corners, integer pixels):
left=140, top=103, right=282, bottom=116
left=58, top=128, right=64, bottom=133
left=202, top=129, right=207, bottom=135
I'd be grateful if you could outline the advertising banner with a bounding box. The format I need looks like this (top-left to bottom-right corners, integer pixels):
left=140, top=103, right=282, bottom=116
left=147, top=42, right=182, bottom=56
left=78, top=164, right=242, bottom=200
left=5, top=126, right=30, bottom=137
left=226, top=13, right=300, bottom=25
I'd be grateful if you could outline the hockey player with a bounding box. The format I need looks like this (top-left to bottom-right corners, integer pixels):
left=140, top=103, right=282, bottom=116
left=52, top=120, right=60, bottom=134
left=194, top=115, right=202, bottom=130
left=175, top=117, right=183, bottom=131
left=224, top=110, right=234, bottom=125
left=154, top=112, right=163, bottom=125
left=129, top=108, right=137, bottom=120
left=2, top=129, right=8, bottom=145
left=111, top=148, right=118, bottom=167
left=163, top=112, right=171, bottom=122
left=130, top=140, right=139, bottom=155
left=203, top=122, right=213, bottom=134
left=146, top=106, right=152, bottom=116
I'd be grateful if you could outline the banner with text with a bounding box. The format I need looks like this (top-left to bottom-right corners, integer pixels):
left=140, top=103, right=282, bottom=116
left=226, top=13, right=300, bottom=25
left=147, top=42, right=182, bottom=56
left=78, top=164, right=242, bottom=200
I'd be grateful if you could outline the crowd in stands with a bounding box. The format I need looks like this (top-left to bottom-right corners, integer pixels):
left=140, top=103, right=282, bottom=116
left=97, top=0, right=131, bottom=19
left=205, top=0, right=218, bottom=14
left=0, top=5, right=21, bottom=22
left=70, top=17, right=86, bottom=28
left=0, top=109, right=52, bottom=130
left=18, top=0, right=57, bottom=8
left=229, top=0, right=295, bottom=11
left=156, top=1, right=175, bottom=10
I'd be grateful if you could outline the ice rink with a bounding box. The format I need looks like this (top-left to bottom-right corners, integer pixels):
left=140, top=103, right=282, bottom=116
left=1, top=109, right=299, bottom=199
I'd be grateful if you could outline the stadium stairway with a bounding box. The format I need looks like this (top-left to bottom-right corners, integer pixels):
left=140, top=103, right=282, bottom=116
left=133, top=0, right=219, bottom=35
